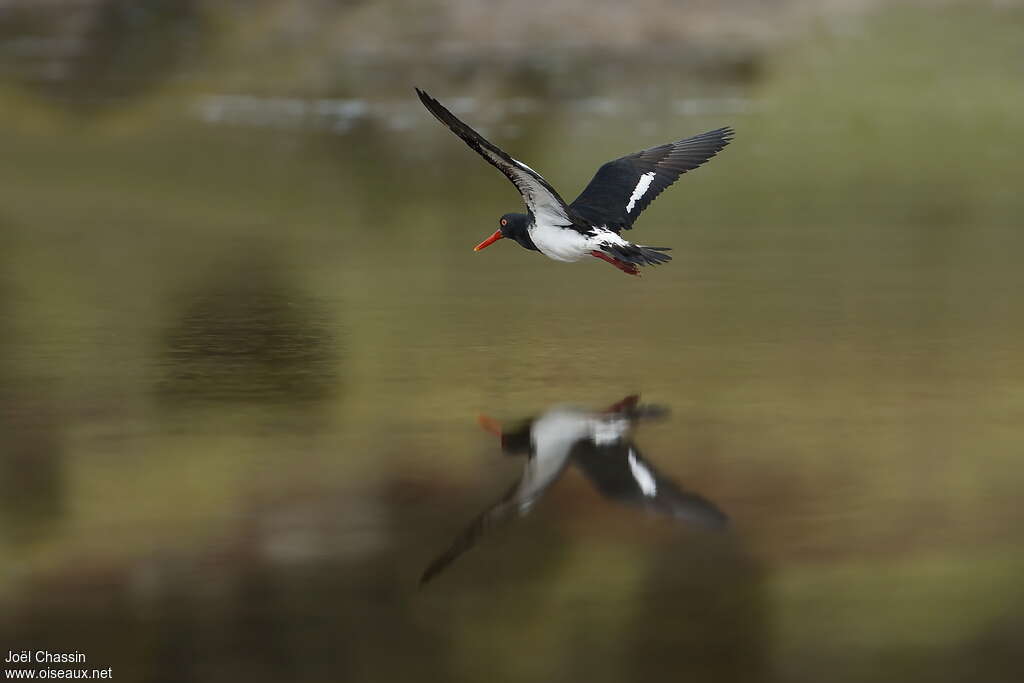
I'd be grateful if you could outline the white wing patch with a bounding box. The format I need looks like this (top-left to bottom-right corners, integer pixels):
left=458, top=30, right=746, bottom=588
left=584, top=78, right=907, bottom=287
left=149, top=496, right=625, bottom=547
left=625, top=171, right=656, bottom=214
left=627, top=450, right=657, bottom=497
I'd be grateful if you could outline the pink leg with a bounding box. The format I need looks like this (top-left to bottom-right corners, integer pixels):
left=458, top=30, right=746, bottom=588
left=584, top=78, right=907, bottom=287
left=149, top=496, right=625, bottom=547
left=604, top=395, right=640, bottom=413
left=591, top=251, right=640, bottom=276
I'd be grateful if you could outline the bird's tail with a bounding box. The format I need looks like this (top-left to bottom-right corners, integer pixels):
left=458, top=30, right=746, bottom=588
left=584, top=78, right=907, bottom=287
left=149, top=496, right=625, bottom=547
left=605, top=243, right=673, bottom=266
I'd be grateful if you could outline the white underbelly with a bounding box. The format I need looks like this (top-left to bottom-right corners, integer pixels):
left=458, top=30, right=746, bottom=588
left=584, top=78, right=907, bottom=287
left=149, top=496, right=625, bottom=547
left=529, top=225, right=591, bottom=262
left=530, top=224, right=629, bottom=263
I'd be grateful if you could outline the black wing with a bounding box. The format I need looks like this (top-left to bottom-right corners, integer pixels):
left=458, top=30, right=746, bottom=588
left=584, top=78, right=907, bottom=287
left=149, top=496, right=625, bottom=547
left=419, top=481, right=521, bottom=586
left=416, top=88, right=573, bottom=228
left=570, top=127, right=734, bottom=232
left=419, top=436, right=576, bottom=586
left=571, top=441, right=728, bottom=529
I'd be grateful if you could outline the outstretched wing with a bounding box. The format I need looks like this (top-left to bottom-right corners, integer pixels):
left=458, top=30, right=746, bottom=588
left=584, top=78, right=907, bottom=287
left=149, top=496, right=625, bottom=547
left=570, top=127, right=734, bottom=232
left=571, top=442, right=729, bottom=529
left=419, top=482, right=521, bottom=586
left=416, top=88, right=573, bottom=229
left=419, top=438, right=576, bottom=586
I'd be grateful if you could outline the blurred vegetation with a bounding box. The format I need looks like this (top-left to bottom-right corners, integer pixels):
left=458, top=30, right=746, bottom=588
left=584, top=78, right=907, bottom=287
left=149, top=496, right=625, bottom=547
left=0, top=0, right=880, bottom=102
left=0, top=1, right=1023, bottom=682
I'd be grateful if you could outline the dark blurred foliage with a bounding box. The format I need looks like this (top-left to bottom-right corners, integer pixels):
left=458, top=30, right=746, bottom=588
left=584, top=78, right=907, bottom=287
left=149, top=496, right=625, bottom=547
left=0, top=231, right=65, bottom=545
left=157, top=255, right=340, bottom=406
left=0, top=0, right=203, bottom=111
left=0, top=480, right=503, bottom=682
left=0, top=475, right=771, bottom=683
left=0, top=395, right=64, bottom=545
left=621, top=534, right=771, bottom=682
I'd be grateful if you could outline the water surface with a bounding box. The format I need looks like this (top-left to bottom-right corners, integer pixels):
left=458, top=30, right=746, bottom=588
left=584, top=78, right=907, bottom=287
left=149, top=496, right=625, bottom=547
left=1, top=5, right=1023, bottom=682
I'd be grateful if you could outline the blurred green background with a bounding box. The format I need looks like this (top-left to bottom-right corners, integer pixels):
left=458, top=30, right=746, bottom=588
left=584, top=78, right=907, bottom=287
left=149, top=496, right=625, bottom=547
left=1, top=1, right=1022, bottom=681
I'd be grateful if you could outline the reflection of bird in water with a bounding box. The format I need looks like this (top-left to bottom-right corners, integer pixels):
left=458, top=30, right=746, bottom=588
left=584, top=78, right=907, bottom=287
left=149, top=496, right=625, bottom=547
left=420, top=396, right=727, bottom=585
left=416, top=89, right=733, bottom=276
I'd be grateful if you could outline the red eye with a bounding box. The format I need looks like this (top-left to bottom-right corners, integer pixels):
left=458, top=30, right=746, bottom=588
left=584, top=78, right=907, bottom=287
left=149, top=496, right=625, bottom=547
left=501, top=218, right=507, bottom=226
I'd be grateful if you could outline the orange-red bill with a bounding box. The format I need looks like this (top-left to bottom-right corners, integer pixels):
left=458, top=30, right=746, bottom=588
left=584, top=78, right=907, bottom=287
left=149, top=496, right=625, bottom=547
left=473, top=230, right=504, bottom=251
left=477, top=414, right=503, bottom=436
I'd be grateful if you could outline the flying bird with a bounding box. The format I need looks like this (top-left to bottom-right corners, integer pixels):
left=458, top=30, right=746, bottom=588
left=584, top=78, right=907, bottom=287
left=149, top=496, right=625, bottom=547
left=416, top=88, right=733, bottom=276
left=419, top=396, right=728, bottom=585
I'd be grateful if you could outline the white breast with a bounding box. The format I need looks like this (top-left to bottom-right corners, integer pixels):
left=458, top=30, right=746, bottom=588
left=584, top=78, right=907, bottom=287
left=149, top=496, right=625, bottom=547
left=530, top=223, right=589, bottom=262
left=530, top=223, right=630, bottom=263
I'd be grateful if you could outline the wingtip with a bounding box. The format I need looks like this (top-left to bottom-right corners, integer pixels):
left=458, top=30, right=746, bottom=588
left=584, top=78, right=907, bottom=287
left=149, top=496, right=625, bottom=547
left=418, top=555, right=452, bottom=587
left=700, top=126, right=735, bottom=153
left=703, top=126, right=735, bottom=143
left=415, top=88, right=450, bottom=122
left=415, top=87, right=435, bottom=107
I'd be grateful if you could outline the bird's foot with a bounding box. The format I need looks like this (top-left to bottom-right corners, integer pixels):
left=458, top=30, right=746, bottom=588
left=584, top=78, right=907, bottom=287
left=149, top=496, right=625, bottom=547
left=591, top=251, right=640, bottom=276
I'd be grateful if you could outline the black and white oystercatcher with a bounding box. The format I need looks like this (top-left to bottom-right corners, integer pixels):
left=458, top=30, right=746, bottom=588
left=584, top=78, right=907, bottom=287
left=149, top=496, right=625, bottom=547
left=419, top=396, right=727, bottom=585
left=416, top=88, right=733, bottom=276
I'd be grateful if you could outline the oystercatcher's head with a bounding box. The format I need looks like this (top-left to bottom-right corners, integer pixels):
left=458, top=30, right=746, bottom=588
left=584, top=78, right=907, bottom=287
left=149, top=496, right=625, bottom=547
left=474, top=213, right=533, bottom=253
